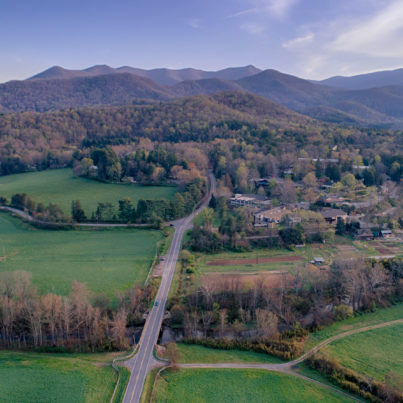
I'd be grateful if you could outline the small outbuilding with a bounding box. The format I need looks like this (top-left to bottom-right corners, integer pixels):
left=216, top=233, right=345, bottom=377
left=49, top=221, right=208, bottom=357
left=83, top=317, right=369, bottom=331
left=310, top=257, right=325, bottom=265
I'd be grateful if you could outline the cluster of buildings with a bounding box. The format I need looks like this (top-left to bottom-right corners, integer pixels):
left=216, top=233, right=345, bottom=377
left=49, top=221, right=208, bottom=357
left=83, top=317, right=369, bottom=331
left=228, top=193, right=363, bottom=230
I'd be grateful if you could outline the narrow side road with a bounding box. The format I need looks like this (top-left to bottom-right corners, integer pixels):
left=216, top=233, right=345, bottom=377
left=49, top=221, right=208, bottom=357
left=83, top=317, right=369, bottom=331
left=122, top=172, right=216, bottom=403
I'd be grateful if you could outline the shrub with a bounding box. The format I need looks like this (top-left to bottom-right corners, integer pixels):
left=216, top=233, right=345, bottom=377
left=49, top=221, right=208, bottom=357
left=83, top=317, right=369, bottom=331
left=334, top=304, right=353, bottom=321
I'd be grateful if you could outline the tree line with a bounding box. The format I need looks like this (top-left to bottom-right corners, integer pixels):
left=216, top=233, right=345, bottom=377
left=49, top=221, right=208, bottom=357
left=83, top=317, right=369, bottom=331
left=168, top=257, right=402, bottom=348
left=1, top=178, right=205, bottom=225
left=0, top=271, right=159, bottom=351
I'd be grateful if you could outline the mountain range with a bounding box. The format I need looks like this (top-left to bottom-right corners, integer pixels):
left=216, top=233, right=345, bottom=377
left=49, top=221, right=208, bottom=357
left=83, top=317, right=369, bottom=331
left=28, top=64, right=262, bottom=86
left=1, top=64, right=403, bottom=128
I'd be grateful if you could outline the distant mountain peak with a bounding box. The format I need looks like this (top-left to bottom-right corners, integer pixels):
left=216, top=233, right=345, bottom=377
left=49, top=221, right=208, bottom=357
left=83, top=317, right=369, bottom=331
left=316, top=67, right=403, bottom=90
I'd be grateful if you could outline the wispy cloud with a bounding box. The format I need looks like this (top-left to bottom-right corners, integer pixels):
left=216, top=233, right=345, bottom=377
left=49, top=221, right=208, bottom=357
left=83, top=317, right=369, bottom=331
left=231, top=0, right=299, bottom=20
left=330, top=1, right=403, bottom=57
left=187, top=18, right=200, bottom=29
left=282, top=33, right=314, bottom=49
left=280, top=1, right=403, bottom=78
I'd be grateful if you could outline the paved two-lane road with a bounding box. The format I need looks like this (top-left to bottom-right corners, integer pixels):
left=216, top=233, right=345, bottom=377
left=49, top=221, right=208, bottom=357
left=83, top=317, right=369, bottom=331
left=123, top=172, right=216, bottom=403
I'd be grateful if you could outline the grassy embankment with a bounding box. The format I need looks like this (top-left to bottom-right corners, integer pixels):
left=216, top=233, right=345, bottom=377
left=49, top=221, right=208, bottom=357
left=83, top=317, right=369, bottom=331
left=0, top=168, right=178, bottom=216
left=0, top=351, right=129, bottom=403
left=0, top=212, right=163, bottom=295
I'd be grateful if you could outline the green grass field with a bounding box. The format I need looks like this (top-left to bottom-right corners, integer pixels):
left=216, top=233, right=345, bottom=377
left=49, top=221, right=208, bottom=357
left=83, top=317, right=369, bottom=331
left=152, top=369, right=352, bottom=402
left=0, top=212, right=163, bottom=295
left=306, top=303, right=403, bottom=351
left=0, top=169, right=178, bottom=215
left=175, top=343, right=283, bottom=364
left=323, top=323, right=403, bottom=388
left=0, top=351, right=124, bottom=403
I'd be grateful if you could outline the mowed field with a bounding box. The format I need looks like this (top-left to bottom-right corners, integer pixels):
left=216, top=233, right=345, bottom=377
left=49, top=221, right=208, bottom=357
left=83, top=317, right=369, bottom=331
left=324, top=323, right=403, bottom=389
left=0, top=169, right=178, bottom=215
left=0, top=351, right=127, bottom=403
left=306, top=303, right=403, bottom=351
left=0, top=212, right=162, bottom=295
left=152, top=369, right=352, bottom=403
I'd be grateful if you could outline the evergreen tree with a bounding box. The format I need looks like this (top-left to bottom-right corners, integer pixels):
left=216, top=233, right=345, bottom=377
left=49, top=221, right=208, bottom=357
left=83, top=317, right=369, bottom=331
left=71, top=200, right=87, bottom=222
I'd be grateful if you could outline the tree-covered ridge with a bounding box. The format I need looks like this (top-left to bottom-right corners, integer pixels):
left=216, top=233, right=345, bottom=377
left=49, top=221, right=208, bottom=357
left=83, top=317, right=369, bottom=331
left=0, top=73, right=174, bottom=113
left=1, top=91, right=400, bottom=176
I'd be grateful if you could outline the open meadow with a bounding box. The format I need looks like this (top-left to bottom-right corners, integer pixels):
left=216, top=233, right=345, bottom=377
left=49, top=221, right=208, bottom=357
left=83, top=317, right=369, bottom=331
left=305, top=303, right=403, bottom=351
left=0, top=351, right=128, bottom=403
left=0, top=168, right=178, bottom=216
left=151, top=368, right=352, bottom=403
left=323, top=323, right=403, bottom=389
left=0, top=212, right=162, bottom=295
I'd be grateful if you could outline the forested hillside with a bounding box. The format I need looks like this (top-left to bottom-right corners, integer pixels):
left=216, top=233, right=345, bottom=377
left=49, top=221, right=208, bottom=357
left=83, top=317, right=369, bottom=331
left=0, top=91, right=400, bottom=181
left=0, top=91, right=339, bottom=172
left=0, top=73, right=174, bottom=112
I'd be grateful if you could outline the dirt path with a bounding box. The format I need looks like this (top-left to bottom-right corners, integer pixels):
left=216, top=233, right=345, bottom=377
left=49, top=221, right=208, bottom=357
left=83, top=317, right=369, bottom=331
left=176, top=319, right=403, bottom=402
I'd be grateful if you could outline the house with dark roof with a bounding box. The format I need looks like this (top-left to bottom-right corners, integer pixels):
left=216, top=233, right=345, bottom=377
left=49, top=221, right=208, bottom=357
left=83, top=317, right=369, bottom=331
left=320, top=208, right=348, bottom=224
left=354, top=228, right=374, bottom=241
left=229, top=194, right=271, bottom=209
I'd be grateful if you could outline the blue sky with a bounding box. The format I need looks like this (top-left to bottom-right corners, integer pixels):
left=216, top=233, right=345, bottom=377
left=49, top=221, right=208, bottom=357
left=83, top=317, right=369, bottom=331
left=1, top=0, right=403, bottom=82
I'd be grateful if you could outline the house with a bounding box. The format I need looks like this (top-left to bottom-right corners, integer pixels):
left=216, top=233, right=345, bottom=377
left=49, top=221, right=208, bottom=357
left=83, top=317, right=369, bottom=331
left=318, top=178, right=333, bottom=189
left=287, top=202, right=310, bottom=210
left=88, top=165, right=99, bottom=178
left=229, top=194, right=271, bottom=209
left=251, top=177, right=272, bottom=189
left=320, top=208, right=348, bottom=224
left=310, top=257, right=325, bottom=265
left=354, top=228, right=374, bottom=241
left=254, top=207, right=290, bottom=227
left=381, top=230, right=393, bottom=238
left=298, top=157, right=339, bottom=164
left=282, top=213, right=302, bottom=226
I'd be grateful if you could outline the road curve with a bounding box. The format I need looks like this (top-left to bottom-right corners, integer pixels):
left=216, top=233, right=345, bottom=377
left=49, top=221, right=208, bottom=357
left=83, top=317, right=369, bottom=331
left=123, top=171, right=216, bottom=403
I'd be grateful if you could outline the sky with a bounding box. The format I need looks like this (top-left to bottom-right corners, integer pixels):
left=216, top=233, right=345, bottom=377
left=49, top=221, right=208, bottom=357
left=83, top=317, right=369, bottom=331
left=1, top=0, right=403, bottom=83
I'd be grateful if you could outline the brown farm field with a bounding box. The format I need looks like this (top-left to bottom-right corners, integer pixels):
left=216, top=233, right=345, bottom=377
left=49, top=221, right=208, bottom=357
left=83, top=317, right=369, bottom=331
left=173, top=236, right=402, bottom=295
left=202, top=271, right=295, bottom=290
left=206, top=255, right=303, bottom=266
